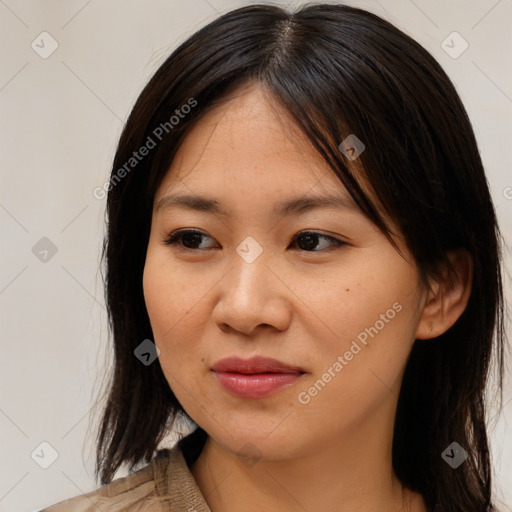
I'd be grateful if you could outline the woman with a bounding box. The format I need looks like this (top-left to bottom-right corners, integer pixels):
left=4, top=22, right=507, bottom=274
left=40, top=3, right=506, bottom=511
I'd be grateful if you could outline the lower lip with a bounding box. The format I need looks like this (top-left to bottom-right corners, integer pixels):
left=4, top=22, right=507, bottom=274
left=213, top=371, right=304, bottom=399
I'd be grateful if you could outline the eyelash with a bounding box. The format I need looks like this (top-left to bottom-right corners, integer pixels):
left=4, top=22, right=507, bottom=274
left=162, top=229, right=347, bottom=253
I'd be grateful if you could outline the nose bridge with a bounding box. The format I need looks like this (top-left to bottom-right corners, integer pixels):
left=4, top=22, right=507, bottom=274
left=228, top=239, right=273, bottom=308
left=213, top=239, right=290, bottom=334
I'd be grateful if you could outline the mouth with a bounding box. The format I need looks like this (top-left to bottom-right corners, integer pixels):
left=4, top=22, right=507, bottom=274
left=212, top=370, right=305, bottom=399
left=211, top=356, right=306, bottom=399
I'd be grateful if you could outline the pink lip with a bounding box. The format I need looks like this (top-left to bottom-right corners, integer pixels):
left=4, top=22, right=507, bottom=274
left=213, top=372, right=304, bottom=399
left=211, top=356, right=305, bottom=399
left=211, top=356, right=305, bottom=374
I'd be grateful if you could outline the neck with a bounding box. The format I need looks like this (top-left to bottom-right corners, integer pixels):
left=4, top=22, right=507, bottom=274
left=190, top=418, right=428, bottom=512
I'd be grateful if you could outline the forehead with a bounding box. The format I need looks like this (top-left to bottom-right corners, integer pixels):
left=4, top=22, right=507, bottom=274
left=153, top=83, right=390, bottom=230
left=156, top=84, right=344, bottom=197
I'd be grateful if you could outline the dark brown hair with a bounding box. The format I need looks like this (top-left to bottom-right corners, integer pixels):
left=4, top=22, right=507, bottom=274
left=94, top=4, right=507, bottom=511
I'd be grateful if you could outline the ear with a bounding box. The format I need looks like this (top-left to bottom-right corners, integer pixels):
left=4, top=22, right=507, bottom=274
left=415, top=249, right=473, bottom=340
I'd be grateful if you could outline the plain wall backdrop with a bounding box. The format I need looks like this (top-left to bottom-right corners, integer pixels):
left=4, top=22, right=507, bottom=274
left=1, top=1, right=511, bottom=511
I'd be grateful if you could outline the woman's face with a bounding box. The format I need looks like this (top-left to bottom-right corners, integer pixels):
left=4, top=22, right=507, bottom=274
left=143, top=83, right=429, bottom=461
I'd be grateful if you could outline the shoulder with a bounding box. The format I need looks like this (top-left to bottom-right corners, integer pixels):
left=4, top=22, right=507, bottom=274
left=38, top=449, right=172, bottom=512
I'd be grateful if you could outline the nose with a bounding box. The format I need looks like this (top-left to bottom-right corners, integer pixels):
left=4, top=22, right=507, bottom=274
left=211, top=247, right=292, bottom=337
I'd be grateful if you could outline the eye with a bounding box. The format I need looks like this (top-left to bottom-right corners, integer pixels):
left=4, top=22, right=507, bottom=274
left=291, top=231, right=346, bottom=252
left=162, top=229, right=346, bottom=252
left=163, top=229, right=217, bottom=250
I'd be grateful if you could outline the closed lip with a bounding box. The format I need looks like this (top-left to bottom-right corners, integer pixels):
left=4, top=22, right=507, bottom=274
left=211, top=356, right=305, bottom=374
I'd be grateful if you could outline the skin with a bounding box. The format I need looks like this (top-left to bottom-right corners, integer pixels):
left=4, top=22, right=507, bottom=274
left=143, top=82, right=472, bottom=512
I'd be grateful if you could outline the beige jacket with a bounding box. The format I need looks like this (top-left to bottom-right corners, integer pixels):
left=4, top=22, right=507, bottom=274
left=39, top=440, right=211, bottom=512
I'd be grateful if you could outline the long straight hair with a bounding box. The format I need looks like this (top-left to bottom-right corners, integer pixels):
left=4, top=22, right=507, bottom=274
left=95, top=4, right=507, bottom=511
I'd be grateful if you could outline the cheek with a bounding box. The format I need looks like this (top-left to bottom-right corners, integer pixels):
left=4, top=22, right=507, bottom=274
left=143, top=250, right=232, bottom=426
left=297, top=253, right=418, bottom=341
left=299, top=254, right=422, bottom=387
left=144, top=250, right=194, bottom=332
left=142, top=250, right=211, bottom=371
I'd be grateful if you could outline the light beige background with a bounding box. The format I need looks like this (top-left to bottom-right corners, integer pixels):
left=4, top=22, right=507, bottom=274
left=1, top=1, right=511, bottom=511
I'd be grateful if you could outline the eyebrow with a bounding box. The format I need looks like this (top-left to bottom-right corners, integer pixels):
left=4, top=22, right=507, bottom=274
left=155, top=192, right=361, bottom=218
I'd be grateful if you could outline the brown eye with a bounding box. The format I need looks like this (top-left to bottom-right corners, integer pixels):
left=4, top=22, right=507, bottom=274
left=163, top=229, right=346, bottom=253
left=292, top=231, right=346, bottom=252
left=163, top=229, right=217, bottom=250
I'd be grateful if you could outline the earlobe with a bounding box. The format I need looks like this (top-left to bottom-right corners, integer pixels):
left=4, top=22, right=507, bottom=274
left=415, top=249, right=473, bottom=340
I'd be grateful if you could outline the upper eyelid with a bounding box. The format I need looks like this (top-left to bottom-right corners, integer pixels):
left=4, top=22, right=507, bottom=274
left=166, top=228, right=341, bottom=238
left=163, top=228, right=346, bottom=247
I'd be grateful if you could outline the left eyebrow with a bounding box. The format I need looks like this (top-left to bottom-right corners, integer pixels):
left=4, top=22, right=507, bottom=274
left=154, top=192, right=361, bottom=217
